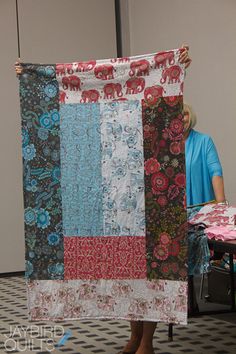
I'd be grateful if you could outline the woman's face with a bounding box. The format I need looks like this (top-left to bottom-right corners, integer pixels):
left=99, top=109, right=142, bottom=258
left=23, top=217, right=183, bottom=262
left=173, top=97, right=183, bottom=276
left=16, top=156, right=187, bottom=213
left=183, top=110, right=191, bottom=132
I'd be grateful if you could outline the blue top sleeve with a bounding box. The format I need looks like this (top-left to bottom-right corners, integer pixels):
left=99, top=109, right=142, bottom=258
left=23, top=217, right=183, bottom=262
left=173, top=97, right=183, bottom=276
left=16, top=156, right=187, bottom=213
left=206, top=137, right=223, bottom=178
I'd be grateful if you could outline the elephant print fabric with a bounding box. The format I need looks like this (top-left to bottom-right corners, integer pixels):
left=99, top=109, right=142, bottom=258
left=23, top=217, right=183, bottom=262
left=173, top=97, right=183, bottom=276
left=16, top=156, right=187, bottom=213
left=19, top=49, right=188, bottom=325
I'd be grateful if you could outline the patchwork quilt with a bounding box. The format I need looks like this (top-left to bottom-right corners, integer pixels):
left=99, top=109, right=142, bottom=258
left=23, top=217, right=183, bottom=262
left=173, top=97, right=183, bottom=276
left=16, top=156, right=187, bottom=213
left=19, top=49, right=188, bottom=324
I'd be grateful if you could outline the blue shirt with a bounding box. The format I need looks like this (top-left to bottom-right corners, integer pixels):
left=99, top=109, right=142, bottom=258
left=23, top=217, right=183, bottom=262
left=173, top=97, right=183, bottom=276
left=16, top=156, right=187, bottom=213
left=185, top=129, right=223, bottom=206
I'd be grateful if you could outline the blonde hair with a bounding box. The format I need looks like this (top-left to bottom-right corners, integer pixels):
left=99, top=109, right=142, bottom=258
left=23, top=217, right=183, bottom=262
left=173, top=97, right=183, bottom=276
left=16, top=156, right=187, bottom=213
left=183, top=103, right=197, bottom=130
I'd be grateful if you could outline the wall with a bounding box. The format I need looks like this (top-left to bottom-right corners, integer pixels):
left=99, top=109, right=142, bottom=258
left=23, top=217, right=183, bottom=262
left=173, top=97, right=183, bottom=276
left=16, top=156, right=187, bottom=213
left=0, top=0, right=117, bottom=273
left=126, top=0, right=236, bottom=203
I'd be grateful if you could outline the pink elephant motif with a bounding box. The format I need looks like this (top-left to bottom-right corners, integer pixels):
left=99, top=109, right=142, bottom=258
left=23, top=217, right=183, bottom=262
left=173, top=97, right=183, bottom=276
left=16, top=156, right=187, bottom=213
left=80, top=89, right=100, bottom=103
left=103, top=83, right=123, bottom=99
left=125, top=77, right=145, bottom=94
left=75, top=60, right=96, bottom=72
left=59, top=90, right=67, bottom=103
left=72, top=305, right=83, bottom=317
left=152, top=297, right=164, bottom=310
left=111, top=57, right=130, bottom=63
left=160, top=65, right=182, bottom=84
left=154, top=51, right=175, bottom=69
left=62, top=75, right=81, bottom=91
left=144, top=85, right=165, bottom=104
left=35, top=292, right=53, bottom=307
left=174, top=295, right=187, bottom=312
left=62, top=76, right=69, bottom=90
left=63, top=304, right=83, bottom=318
left=30, top=307, right=48, bottom=319
left=146, top=280, right=165, bottom=292
left=207, top=216, right=229, bottom=224
left=94, top=64, right=115, bottom=80
left=97, top=295, right=116, bottom=311
left=79, top=284, right=97, bottom=300
left=56, top=64, right=65, bottom=76
left=57, top=287, right=76, bottom=302
left=129, top=59, right=150, bottom=76
left=65, top=63, right=74, bottom=74
left=129, top=299, right=149, bottom=315
left=111, top=282, right=132, bottom=296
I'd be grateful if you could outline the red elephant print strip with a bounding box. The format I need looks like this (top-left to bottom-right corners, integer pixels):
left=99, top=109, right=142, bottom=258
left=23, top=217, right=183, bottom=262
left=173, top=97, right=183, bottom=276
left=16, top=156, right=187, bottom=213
left=19, top=48, right=187, bottom=325
left=56, top=49, right=184, bottom=104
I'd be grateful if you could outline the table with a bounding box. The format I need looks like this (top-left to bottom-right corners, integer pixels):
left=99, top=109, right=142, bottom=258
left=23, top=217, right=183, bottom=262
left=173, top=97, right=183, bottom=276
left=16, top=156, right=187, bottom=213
left=189, top=238, right=236, bottom=315
left=207, top=238, right=236, bottom=311
left=168, top=238, right=236, bottom=341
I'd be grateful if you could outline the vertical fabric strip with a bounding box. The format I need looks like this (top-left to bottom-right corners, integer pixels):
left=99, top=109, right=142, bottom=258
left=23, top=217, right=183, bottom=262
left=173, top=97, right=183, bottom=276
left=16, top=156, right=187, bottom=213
left=20, top=64, right=63, bottom=280
left=142, top=96, right=187, bottom=281
left=100, top=101, right=145, bottom=236
left=60, top=103, right=103, bottom=236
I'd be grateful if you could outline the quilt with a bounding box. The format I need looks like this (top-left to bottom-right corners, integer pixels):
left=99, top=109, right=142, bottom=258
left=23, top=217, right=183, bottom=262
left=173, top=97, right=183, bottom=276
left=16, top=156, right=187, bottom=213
left=19, top=49, right=188, bottom=324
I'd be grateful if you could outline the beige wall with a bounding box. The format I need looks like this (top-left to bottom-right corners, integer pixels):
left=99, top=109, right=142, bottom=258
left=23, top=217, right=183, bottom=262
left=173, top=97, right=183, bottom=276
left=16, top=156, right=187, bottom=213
left=0, top=0, right=117, bottom=273
left=126, top=0, right=236, bottom=204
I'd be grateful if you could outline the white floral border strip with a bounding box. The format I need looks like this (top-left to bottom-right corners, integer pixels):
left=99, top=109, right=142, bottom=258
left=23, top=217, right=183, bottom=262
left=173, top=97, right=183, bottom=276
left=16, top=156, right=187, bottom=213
left=27, top=279, right=187, bottom=325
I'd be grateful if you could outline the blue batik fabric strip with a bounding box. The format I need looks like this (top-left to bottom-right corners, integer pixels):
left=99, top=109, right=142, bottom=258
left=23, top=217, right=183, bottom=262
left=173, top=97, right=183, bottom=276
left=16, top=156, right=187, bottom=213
left=20, top=64, right=63, bottom=280
left=60, top=103, right=103, bottom=236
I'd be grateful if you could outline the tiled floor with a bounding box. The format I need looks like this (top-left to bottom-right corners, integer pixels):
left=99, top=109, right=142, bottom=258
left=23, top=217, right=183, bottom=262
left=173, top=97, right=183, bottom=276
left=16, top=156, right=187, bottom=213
left=0, top=276, right=236, bottom=354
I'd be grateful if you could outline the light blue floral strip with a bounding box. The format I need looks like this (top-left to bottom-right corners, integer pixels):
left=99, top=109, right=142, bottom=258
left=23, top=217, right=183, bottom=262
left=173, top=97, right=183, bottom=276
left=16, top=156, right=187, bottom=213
left=60, top=103, right=103, bottom=236
left=100, top=101, right=146, bottom=236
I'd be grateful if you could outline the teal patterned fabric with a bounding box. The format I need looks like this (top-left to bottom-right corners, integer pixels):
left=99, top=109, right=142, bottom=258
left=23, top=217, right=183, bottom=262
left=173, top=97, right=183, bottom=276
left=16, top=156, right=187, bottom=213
left=20, top=64, right=63, bottom=280
left=60, top=103, right=103, bottom=236
left=100, top=101, right=145, bottom=237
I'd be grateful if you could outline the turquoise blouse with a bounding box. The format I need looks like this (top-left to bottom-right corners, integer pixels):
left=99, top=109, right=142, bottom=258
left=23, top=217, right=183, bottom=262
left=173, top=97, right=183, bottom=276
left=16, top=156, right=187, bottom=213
left=185, top=129, right=223, bottom=206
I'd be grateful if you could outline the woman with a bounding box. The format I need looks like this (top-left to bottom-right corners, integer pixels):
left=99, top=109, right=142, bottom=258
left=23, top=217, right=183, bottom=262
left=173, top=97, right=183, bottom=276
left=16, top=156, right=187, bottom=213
left=183, top=103, right=226, bottom=206
left=183, top=103, right=226, bottom=318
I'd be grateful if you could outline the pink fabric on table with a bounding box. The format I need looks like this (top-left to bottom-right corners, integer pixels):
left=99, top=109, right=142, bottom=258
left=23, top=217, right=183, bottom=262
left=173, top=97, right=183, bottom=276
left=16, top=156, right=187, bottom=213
left=189, top=204, right=236, bottom=227
left=205, top=225, right=236, bottom=241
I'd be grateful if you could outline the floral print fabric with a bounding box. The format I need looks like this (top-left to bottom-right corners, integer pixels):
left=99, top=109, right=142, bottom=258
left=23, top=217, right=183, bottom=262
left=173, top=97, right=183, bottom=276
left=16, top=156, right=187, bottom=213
left=142, top=98, right=187, bottom=281
left=20, top=65, right=63, bottom=280
left=189, top=203, right=236, bottom=227
left=27, top=279, right=187, bottom=324
left=20, top=49, right=188, bottom=324
left=101, top=100, right=145, bottom=237
left=205, top=226, right=236, bottom=241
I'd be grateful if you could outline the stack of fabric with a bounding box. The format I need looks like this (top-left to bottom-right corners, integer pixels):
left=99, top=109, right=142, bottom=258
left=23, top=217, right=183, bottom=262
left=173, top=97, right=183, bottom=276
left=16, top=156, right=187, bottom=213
left=187, top=206, right=210, bottom=275
left=189, top=203, right=236, bottom=241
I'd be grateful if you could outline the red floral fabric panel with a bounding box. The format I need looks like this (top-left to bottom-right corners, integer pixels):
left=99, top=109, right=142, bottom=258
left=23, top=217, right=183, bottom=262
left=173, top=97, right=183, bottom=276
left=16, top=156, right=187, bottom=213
left=64, top=236, right=147, bottom=279
left=142, top=97, right=187, bottom=280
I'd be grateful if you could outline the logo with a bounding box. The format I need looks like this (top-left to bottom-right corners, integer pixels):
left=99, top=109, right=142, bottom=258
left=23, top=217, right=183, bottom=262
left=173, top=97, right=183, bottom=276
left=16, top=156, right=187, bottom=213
left=4, top=325, right=66, bottom=352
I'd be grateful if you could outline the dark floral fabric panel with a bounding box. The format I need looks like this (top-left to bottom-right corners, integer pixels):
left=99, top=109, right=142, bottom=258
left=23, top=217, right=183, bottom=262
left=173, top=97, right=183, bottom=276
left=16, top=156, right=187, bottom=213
left=142, top=96, right=187, bottom=281
left=20, top=64, right=63, bottom=280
